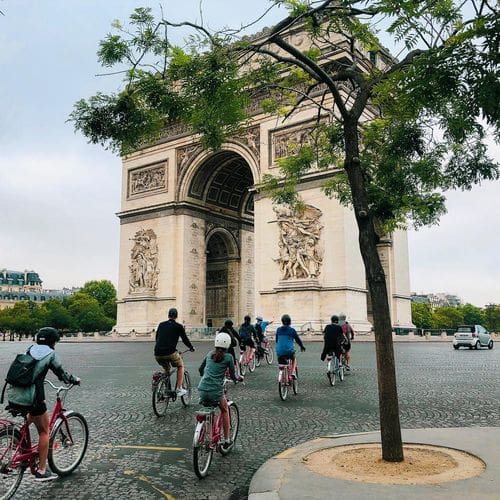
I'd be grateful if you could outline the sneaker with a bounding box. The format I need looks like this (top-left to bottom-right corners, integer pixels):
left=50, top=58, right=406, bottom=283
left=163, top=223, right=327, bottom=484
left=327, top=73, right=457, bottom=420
left=176, top=387, right=188, bottom=397
left=292, top=373, right=297, bottom=380
left=221, top=440, right=233, bottom=451
left=345, top=364, right=351, bottom=371
left=34, top=469, right=58, bottom=482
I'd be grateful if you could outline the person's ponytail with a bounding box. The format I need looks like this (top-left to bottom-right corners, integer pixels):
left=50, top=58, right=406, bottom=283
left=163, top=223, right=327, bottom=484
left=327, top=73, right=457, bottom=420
left=211, top=347, right=225, bottom=362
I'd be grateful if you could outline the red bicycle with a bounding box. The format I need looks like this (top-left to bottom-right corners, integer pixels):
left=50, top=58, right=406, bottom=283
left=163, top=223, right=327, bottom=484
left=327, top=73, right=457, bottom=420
left=0, top=380, right=88, bottom=500
left=278, top=358, right=298, bottom=401
left=192, top=378, right=240, bottom=478
left=238, top=347, right=256, bottom=376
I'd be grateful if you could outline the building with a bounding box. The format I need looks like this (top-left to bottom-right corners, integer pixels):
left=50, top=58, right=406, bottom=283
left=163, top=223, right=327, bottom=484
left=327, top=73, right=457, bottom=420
left=113, top=27, right=413, bottom=334
left=0, top=268, right=77, bottom=309
left=410, top=293, right=462, bottom=308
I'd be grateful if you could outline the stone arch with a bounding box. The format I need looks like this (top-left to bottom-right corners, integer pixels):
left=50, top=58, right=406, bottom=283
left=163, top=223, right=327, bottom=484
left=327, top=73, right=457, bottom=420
left=177, top=142, right=260, bottom=206
left=205, top=226, right=239, bottom=259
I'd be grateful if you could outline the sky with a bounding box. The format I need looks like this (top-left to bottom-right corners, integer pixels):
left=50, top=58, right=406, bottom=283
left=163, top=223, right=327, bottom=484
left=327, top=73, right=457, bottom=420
left=1, top=1, right=499, bottom=307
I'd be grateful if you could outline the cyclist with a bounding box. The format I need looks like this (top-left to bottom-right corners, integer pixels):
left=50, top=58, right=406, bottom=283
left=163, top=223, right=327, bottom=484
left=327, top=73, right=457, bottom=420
left=339, top=315, right=353, bottom=370
left=219, top=319, right=241, bottom=365
left=321, top=315, right=344, bottom=366
left=154, top=307, right=195, bottom=397
left=275, top=314, right=305, bottom=378
left=255, top=315, right=273, bottom=357
left=198, top=332, right=243, bottom=450
left=6, top=327, right=80, bottom=482
left=238, top=315, right=257, bottom=360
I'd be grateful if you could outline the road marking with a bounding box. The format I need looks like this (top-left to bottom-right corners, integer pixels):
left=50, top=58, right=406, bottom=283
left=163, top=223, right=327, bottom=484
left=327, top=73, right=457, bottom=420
left=274, top=447, right=296, bottom=458
left=124, top=470, right=175, bottom=499
left=111, top=445, right=185, bottom=452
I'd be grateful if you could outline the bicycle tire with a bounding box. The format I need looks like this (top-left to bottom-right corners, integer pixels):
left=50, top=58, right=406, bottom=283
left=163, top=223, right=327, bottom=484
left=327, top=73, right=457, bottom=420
left=181, top=371, right=192, bottom=407
left=292, top=374, right=298, bottom=395
left=220, top=403, right=239, bottom=455
left=339, top=363, right=345, bottom=382
left=265, top=347, right=274, bottom=365
left=239, top=356, right=247, bottom=376
left=48, top=411, right=89, bottom=476
left=255, top=351, right=261, bottom=368
left=248, top=353, right=256, bottom=373
left=152, top=378, right=170, bottom=416
left=193, top=421, right=213, bottom=479
left=327, top=360, right=335, bottom=386
left=0, top=426, right=24, bottom=500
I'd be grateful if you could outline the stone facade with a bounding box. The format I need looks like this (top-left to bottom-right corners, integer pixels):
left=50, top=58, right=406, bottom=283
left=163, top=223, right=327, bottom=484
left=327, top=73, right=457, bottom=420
left=114, top=29, right=413, bottom=334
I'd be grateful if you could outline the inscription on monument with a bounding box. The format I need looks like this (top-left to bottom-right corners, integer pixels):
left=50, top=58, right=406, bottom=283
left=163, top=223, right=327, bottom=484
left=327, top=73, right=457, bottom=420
left=274, top=204, right=323, bottom=280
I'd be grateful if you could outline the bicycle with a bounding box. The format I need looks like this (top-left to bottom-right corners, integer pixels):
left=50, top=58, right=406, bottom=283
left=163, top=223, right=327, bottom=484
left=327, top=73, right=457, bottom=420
left=152, top=350, right=192, bottom=417
left=0, top=380, right=88, bottom=500
left=192, top=378, right=240, bottom=478
left=255, top=337, right=274, bottom=367
left=278, top=358, right=298, bottom=401
left=238, top=346, right=255, bottom=376
left=326, top=353, right=344, bottom=386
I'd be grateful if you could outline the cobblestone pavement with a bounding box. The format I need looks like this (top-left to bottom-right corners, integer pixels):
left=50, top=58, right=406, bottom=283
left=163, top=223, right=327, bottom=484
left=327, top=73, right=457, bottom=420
left=0, top=340, right=498, bottom=499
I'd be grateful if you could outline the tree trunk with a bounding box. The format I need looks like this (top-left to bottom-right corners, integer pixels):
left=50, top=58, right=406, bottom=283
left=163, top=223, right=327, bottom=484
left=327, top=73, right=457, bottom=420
left=343, top=119, right=404, bottom=462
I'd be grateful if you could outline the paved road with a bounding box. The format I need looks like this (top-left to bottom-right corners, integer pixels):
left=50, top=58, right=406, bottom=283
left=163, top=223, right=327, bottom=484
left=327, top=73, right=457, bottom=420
left=0, top=340, right=498, bottom=499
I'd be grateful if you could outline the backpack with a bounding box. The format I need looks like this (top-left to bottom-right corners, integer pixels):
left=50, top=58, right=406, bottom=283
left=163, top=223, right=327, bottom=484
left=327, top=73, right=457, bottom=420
left=1, top=350, right=38, bottom=404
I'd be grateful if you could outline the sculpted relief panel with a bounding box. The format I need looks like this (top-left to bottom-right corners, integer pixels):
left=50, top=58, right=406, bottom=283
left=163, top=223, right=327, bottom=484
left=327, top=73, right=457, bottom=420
left=271, top=123, right=315, bottom=166
left=128, top=163, right=167, bottom=198
left=129, top=229, right=159, bottom=293
left=274, top=204, right=323, bottom=280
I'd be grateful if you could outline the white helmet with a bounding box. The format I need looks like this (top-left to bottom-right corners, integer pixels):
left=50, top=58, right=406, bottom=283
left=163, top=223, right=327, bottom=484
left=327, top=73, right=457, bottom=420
left=214, top=332, right=231, bottom=349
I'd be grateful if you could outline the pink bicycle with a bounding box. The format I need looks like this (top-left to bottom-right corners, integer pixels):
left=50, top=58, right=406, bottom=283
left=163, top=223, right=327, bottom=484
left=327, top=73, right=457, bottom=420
left=238, top=347, right=256, bottom=376
left=278, top=358, right=298, bottom=401
left=192, top=378, right=240, bottom=478
left=0, top=380, right=88, bottom=499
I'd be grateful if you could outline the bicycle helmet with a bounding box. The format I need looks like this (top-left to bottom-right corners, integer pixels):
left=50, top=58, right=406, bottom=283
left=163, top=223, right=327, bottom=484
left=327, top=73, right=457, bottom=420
left=256, top=315, right=263, bottom=321
left=224, top=319, right=233, bottom=327
left=281, top=314, right=291, bottom=326
left=168, top=308, right=178, bottom=319
left=36, top=327, right=60, bottom=347
left=214, top=332, right=231, bottom=349
left=331, top=315, right=339, bottom=323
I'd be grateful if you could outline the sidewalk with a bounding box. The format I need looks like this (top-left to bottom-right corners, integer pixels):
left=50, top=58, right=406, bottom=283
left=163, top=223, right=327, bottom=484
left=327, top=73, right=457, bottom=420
left=248, top=427, right=500, bottom=499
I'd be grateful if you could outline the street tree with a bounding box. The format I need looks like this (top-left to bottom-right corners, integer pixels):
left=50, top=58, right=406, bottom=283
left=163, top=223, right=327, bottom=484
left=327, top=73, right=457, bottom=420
left=431, top=305, right=464, bottom=329
left=71, top=1, right=499, bottom=461
left=411, top=302, right=432, bottom=329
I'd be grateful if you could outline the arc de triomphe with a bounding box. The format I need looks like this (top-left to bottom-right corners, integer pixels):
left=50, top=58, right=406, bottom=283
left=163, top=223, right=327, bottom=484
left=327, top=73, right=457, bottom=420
left=114, top=30, right=413, bottom=334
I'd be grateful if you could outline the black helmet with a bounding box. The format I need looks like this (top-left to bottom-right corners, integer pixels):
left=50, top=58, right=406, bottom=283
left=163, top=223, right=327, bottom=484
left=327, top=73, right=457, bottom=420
left=331, top=315, right=339, bottom=323
left=244, top=315, right=251, bottom=323
left=224, top=319, right=233, bottom=327
left=281, top=314, right=291, bottom=326
left=168, top=308, right=178, bottom=319
left=36, top=327, right=60, bottom=347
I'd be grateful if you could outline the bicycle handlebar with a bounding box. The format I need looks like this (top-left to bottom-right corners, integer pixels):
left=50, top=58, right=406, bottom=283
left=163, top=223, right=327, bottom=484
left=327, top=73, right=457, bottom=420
left=44, top=379, right=76, bottom=395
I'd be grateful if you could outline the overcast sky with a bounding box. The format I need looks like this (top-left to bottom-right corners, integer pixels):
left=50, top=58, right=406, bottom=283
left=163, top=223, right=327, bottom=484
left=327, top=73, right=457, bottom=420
left=1, top=1, right=498, bottom=307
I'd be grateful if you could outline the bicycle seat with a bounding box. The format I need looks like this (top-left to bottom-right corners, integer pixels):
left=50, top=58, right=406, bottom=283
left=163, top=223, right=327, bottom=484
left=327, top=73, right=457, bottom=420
left=5, top=404, right=29, bottom=418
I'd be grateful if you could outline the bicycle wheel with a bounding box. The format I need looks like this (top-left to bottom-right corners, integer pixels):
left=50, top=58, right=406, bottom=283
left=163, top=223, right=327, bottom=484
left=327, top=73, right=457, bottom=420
left=239, top=355, right=247, bottom=376
left=292, top=367, right=298, bottom=395
left=152, top=378, right=170, bottom=416
left=0, top=426, right=24, bottom=500
left=193, top=421, right=213, bottom=479
left=255, top=350, right=261, bottom=368
left=265, top=346, right=274, bottom=365
left=181, top=371, right=192, bottom=407
left=339, top=363, right=345, bottom=382
left=327, top=361, right=335, bottom=386
left=220, top=403, right=239, bottom=455
left=48, top=411, right=89, bottom=476
left=248, top=353, right=256, bottom=373
left=278, top=369, right=288, bottom=401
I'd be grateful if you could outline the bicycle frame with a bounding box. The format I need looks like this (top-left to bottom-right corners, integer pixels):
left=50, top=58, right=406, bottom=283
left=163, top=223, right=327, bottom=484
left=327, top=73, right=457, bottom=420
left=278, top=359, right=293, bottom=385
left=1, top=381, right=73, bottom=475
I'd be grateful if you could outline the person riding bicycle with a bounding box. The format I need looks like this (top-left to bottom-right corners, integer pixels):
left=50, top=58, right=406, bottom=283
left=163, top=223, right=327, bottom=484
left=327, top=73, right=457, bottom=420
left=238, top=315, right=257, bottom=358
left=340, top=316, right=354, bottom=370
left=5, top=327, right=80, bottom=482
left=275, top=314, right=305, bottom=378
left=255, top=315, right=273, bottom=358
left=154, top=308, right=195, bottom=397
left=321, top=315, right=344, bottom=365
left=198, top=332, right=243, bottom=450
left=219, top=319, right=241, bottom=365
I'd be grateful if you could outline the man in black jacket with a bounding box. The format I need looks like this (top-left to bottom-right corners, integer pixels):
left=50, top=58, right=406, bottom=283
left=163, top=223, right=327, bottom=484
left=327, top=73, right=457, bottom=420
left=154, top=308, right=194, bottom=396
left=321, top=315, right=344, bottom=362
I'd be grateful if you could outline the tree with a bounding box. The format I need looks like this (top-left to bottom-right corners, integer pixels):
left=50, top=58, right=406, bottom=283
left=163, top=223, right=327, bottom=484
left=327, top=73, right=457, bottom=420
left=79, top=280, right=117, bottom=307
left=431, top=306, right=464, bottom=329
left=71, top=1, right=499, bottom=461
left=484, top=303, right=500, bottom=332
left=461, top=303, right=484, bottom=325
left=42, top=299, right=77, bottom=332
left=411, top=302, right=432, bottom=329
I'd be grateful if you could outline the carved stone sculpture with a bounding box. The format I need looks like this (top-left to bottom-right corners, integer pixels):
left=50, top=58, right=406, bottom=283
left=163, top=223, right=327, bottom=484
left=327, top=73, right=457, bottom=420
left=274, top=204, right=323, bottom=280
left=129, top=164, right=166, bottom=196
left=129, top=229, right=159, bottom=293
